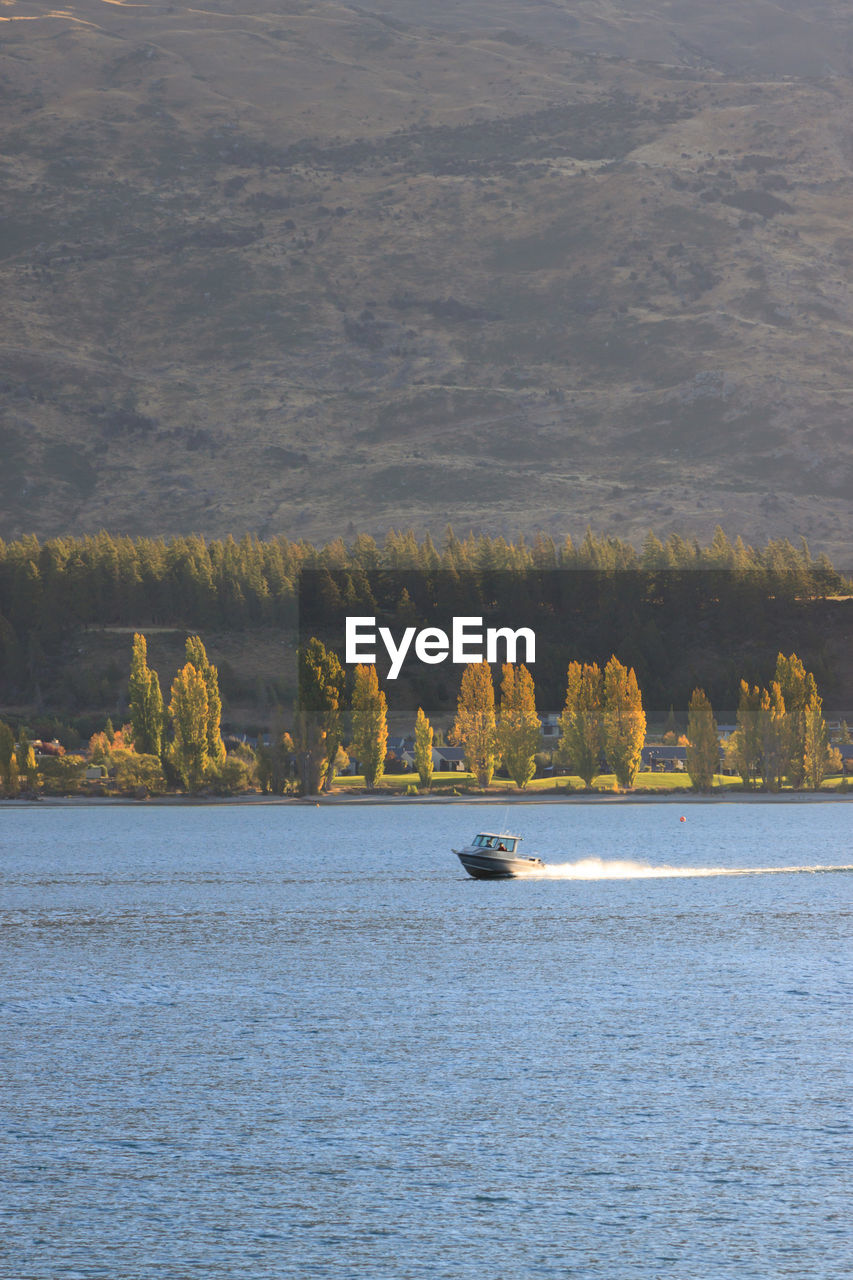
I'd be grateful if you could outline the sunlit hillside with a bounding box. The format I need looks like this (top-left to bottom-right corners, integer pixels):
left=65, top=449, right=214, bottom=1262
left=2, top=1, right=853, bottom=557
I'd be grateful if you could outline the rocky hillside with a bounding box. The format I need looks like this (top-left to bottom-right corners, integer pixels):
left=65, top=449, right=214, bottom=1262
left=2, top=1, right=853, bottom=558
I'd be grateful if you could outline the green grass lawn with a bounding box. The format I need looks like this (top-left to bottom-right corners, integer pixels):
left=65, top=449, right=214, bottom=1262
left=334, top=771, right=473, bottom=791
left=332, top=770, right=848, bottom=795
left=331, top=770, right=750, bottom=794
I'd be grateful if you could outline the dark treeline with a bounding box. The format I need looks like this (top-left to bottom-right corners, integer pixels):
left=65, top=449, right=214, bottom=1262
left=0, top=526, right=849, bottom=712
left=300, top=566, right=850, bottom=717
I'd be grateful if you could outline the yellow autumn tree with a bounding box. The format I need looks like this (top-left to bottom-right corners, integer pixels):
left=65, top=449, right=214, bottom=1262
left=0, top=719, right=15, bottom=793
left=296, top=638, right=344, bottom=794
left=350, top=663, right=388, bottom=791
left=414, top=707, right=434, bottom=790
left=16, top=730, right=39, bottom=793
left=168, top=662, right=210, bottom=789
left=498, top=663, right=539, bottom=789
left=731, top=680, right=762, bottom=788
left=557, top=661, right=603, bottom=789
left=686, top=688, right=719, bottom=791
left=803, top=686, right=833, bottom=790
left=758, top=682, right=786, bottom=792
left=185, top=636, right=226, bottom=766
left=774, top=653, right=809, bottom=787
left=128, top=632, right=164, bottom=759
left=602, top=656, right=646, bottom=789
left=452, top=662, right=497, bottom=787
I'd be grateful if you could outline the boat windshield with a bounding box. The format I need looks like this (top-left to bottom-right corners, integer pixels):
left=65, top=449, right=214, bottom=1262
left=474, top=835, right=517, bottom=852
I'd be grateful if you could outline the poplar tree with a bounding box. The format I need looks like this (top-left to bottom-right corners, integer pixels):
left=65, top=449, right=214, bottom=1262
left=0, top=719, right=14, bottom=790
left=168, top=662, right=210, bottom=789
left=452, top=662, right=497, bottom=787
left=602, top=656, right=646, bottom=789
left=557, top=661, right=603, bottom=788
left=775, top=653, right=809, bottom=787
left=128, top=632, right=164, bottom=758
left=414, top=707, right=434, bottom=790
left=803, top=687, right=831, bottom=790
left=732, top=681, right=762, bottom=788
left=498, top=663, right=540, bottom=789
left=758, top=682, right=787, bottom=792
left=686, top=688, right=718, bottom=791
left=185, top=636, right=226, bottom=765
left=16, top=730, right=38, bottom=791
left=255, top=727, right=295, bottom=795
left=350, top=664, right=388, bottom=791
left=297, top=637, right=344, bottom=793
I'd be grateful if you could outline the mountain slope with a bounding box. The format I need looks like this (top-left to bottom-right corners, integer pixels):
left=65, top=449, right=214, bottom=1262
left=2, top=1, right=853, bottom=557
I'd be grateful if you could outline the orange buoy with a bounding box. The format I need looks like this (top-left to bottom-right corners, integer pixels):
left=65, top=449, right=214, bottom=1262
left=679, top=815, right=686, bottom=822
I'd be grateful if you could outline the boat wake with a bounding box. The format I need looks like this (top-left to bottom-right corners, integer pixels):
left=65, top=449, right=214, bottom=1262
left=527, top=858, right=853, bottom=880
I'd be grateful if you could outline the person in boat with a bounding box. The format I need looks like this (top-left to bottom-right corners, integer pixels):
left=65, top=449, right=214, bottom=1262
left=497, top=842, right=507, bottom=851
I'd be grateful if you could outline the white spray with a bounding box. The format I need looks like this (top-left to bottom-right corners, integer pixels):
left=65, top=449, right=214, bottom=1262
left=526, top=858, right=853, bottom=880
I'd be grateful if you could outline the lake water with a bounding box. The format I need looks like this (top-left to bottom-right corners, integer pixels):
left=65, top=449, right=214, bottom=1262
left=2, top=801, right=852, bottom=1279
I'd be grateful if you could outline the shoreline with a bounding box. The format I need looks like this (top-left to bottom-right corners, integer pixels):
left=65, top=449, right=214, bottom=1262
left=2, top=791, right=852, bottom=808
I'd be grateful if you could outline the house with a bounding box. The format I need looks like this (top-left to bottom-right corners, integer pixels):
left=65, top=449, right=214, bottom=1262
left=432, top=746, right=467, bottom=772
left=539, top=712, right=561, bottom=740
left=396, top=743, right=467, bottom=772
left=642, top=744, right=688, bottom=772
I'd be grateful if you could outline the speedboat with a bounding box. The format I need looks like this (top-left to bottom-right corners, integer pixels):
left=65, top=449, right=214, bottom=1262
left=453, top=832, right=545, bottom=879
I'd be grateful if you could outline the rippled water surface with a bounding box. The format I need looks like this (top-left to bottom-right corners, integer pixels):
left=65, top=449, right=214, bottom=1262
left=2, top=801, right=852, bottom=1278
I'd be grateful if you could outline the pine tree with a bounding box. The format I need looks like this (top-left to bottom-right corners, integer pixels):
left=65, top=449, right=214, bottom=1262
left=185, top=636, right=225, bottom=764
left=557, top=661, right=603, bottom=788
left=168, top=663, right=210, bottom=789
left=498, top=664, right=539, bottom=789
left=350, top=664, right=388, bottom=791
left=686, top=688, right=718, bottom=791
left=452, top=662, right=497, bottom=787
left=414, top=707, right=434, bottom=790
left=128, top=633, right=164, bottom=758
left=395, top=587, right=419, bottom=627
left=642, top=529, right=666, bottom=570
left=296, top=637, right=344, bottom=793
left=602, top=656, right=646, bottom=789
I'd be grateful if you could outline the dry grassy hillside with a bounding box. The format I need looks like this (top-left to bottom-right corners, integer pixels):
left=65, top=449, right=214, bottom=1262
left=2, top=1, right=853, bottom=557
left=361, top=0, right=853, bottom=79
